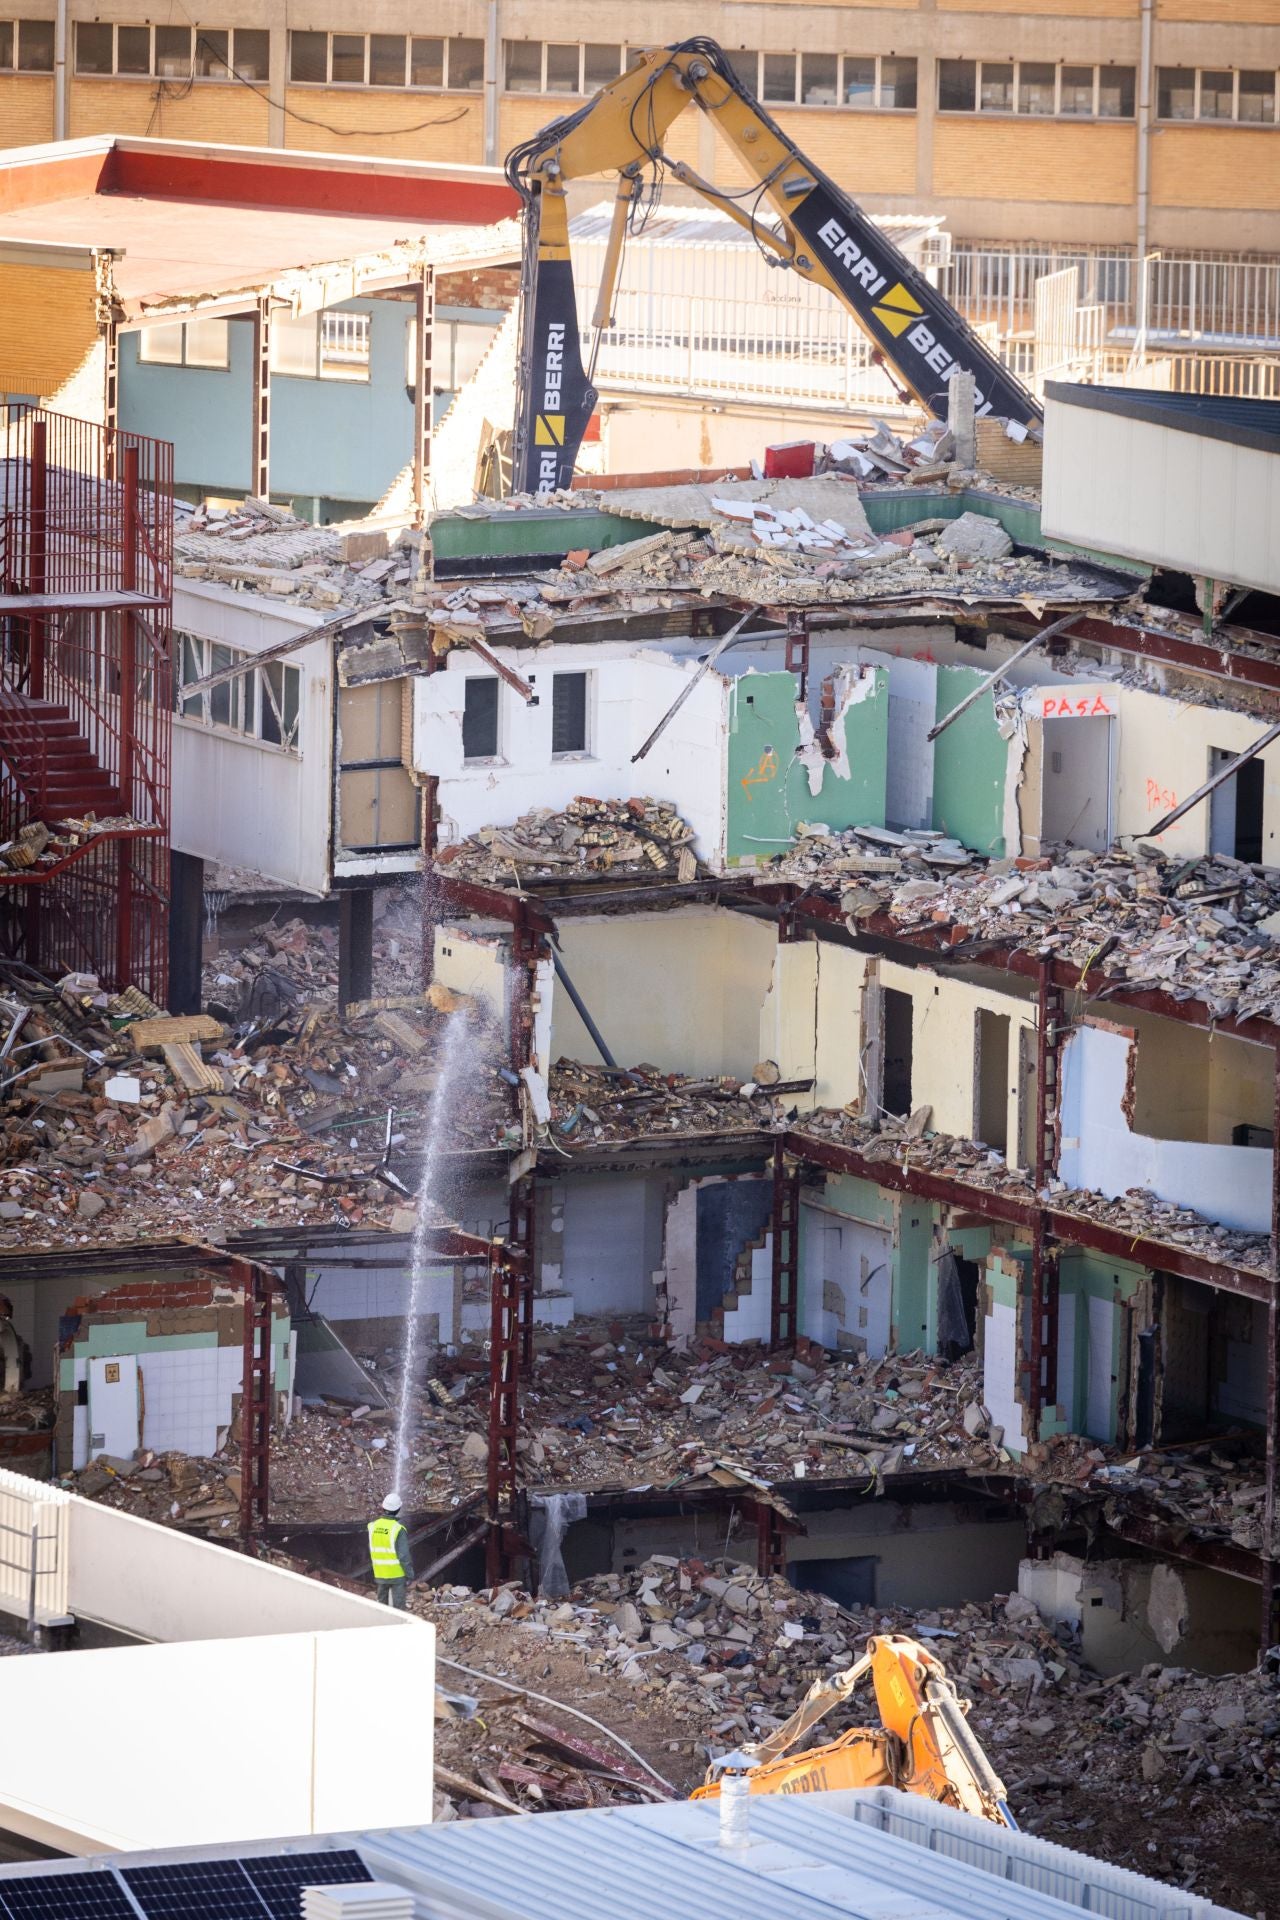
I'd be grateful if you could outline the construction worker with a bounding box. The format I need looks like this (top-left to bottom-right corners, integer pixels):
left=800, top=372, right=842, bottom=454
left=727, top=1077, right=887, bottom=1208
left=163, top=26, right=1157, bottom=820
left=368, top=1492, right=414, bottom=1607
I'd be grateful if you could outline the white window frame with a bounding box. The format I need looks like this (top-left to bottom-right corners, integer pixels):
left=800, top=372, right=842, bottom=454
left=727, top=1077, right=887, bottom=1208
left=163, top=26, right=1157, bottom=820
left=289, top=29, right=480, bottom=90
left=72, top=21, right=264, bottom=81
left=461, top=674, right=503, bottom=764
left=549, top=669, right=592, bottom=760
left=502, top=40, right=625, bottom=96
left=269, top=309, right=370, bottom=383
left=939, top=59, right=1136, bottom=121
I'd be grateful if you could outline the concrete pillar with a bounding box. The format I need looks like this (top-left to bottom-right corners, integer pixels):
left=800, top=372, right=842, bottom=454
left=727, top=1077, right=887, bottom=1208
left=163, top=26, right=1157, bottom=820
left=338, top=889, right=374, bottom=1011
left=168, top=850, right=204, bottom=1016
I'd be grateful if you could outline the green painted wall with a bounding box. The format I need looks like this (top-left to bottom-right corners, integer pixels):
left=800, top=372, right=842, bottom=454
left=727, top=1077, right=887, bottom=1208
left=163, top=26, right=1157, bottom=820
left=1050, top=1251, right=1145, bottom=1442
left=726, top=668, right=888, bottom=864
left=895, top=1200, right=934, bottom=1354
left=931, top=666, right=1008, bottom=856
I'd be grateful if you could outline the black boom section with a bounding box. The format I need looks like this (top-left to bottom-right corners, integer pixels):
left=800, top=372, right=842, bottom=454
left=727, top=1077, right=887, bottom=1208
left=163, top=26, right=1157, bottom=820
left=786, top=181, right=1037, bottom=426
left=513, top=254, right=597, bottom=496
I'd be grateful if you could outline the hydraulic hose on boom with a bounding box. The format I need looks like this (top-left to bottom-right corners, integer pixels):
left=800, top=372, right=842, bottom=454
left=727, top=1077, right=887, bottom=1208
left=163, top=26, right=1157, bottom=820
left=506, top=38, right=1041, bottom=495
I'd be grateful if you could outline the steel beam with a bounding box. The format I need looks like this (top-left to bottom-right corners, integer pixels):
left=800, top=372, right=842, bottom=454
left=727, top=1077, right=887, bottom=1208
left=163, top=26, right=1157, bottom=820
left=250, top=297, right=271, bottom=504
left=412, top=267, right=434, bottom=527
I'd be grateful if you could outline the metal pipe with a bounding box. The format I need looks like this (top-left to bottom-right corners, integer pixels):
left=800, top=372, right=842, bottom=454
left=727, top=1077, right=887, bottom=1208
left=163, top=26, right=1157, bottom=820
left=1145, top=717, right=1280, bottom=837
left=53, top=0, right=67, bottom=141
left=483, top=0, right=500, bottom=166
left=1136, top=0, right=1154, bottom=269
left=925, top=613, right=1080, bottom=742
left=632, top=608, right=754, bottom=761
left=551, top=950, right=616, bottom=1068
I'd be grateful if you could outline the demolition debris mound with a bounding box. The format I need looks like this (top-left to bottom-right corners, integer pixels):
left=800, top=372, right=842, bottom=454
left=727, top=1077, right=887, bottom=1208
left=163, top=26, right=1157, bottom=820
left=418, top=1557, right=1280, bottom=1911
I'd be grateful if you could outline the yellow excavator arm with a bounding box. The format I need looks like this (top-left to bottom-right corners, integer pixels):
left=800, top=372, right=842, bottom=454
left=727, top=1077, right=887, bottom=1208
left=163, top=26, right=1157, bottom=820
left=691, top=1633, right=1016, bottom=1827
left=506, top=38, right=1041, bottom=495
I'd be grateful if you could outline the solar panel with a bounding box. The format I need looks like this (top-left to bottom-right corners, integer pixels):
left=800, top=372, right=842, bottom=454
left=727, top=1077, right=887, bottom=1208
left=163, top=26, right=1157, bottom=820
left=121, top=1859, right=268, bottom=1920
left=242, top=1853, right=372, bottom=1920
left=0, top=1870, right=138, bottom=1920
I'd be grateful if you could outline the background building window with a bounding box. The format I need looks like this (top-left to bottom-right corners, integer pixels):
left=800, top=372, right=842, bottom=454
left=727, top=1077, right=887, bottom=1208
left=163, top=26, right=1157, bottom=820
left=583, top=43, right=623, bottom=88
left=1157, top=65, right=1276, bottom=122
left=462, top=678, right=499, bottom=760
left=233, top=29, right=269, bottom=80
left=175, top=636, right=301, bottom=751
left=74, top=22, right=112, bottom=73
left=545, top=42, right=579, bottom=91
left=801, top=52, right=837, bottom=105
left=289, top=30, right=326, bottom=83
left=138, top=320, right=230, bottom=370
left=941, top=58, right=1134, bottom=119
left=938, top=59, right=976, bottom=111
left=551, top=673, right=588, bottom=756
left=879, top=57, right=917, bottom=109
left=369, top=33, right=405, bottom=86
left=1097, top=65, right=1134, bottom=117
left=1239, top=70, right=1277, bottom=122
left=268, top=310, right=370, bottom=382
left=17, top=17, right=53, bottom=69
left=154, top=25, right=191, bottom=75
left=410, top=37, right=443, bottom=86
left=1018, top=62, right=1056, bottom=114
left=762, top=51, right=797, bottom=103
left=195, top=29, right=228, bottom=78
left=448, top=38, right=483, bottom=88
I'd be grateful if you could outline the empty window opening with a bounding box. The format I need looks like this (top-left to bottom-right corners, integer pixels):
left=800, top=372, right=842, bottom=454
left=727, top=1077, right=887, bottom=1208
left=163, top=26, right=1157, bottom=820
left=788, top=1555, right=878, bottom=1609
left=881, top=988, right=913, bottom=1118
left=975, top=1008, right=1010, bottom=1153
left=1209, top=747, right=1264, bottom=864
left=551, top=671, right=588, bottom=755
left=462, top=677, right=499, bottom=759
left=1017, top=1023, right=1038, bottom=1170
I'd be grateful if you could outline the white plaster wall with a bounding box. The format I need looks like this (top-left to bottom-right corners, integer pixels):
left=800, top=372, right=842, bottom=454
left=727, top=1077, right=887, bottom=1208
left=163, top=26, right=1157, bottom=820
left=555, top=1174, right=665, bottom=1316
left=416, top=644, right=728, bottom=864
left=171, top=582, right=332, bottom=894
left=1059, top=1022, right=1271, bottom=1231
left=1043, top=396, right=1280, bottom=598
left=1111, top=683, right=1280, bottom=861
left=660, top=1183, right=699, bottom=1348
left=983, top=1298, right=1028, bottom=1454
left=721, top=1241, right=773, bottom=1343
left=551, top=905, right=777, bottom=1079
left=880, top=960, right=1034, bottom=1161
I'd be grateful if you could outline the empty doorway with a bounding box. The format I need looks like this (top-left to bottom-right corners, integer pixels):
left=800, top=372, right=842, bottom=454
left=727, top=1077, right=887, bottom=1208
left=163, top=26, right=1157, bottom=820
left=882, top=988, right=914, bottom=1117
left=1209, top=748, right=1264, bottom=863
left=1041, top=717, right=1111, bottom=851
left=975, top=1009, right=1010, bottom=1153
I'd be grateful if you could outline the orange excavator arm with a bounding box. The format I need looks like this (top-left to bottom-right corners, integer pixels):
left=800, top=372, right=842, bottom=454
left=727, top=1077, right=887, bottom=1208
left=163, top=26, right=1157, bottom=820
left=692, top=1633, right=1016, bottom=1827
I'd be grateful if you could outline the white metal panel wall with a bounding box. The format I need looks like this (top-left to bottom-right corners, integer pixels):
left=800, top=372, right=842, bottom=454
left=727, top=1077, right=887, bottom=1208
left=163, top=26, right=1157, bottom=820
left=1042, top=396, right=1280, bottom=596
left=0, top=1467, right=70, bottom=1623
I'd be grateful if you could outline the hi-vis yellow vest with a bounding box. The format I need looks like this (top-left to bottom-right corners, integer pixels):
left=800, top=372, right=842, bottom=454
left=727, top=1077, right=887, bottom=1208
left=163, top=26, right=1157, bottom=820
left=368, top=1515, right=406, bottom=1580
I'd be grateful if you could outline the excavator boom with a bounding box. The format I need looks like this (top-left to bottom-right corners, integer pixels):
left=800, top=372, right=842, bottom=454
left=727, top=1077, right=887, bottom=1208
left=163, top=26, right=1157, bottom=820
left=507, top=38, right=1040, bottom=495
left=692, top=1634, right=1016, bottom=1827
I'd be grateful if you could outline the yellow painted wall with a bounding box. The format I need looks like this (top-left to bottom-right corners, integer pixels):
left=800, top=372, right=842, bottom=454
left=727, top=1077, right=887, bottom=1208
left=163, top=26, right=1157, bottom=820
left=0, top=263, right=98, bottom=399
left=935, top=118, right=1135, bottom=203
left=880, top=958, right=1035, bottom=1161
left=68, top=78, right=269, bottom=145
left=758, top=938, right=820, bottom=1097
left=942, top=0, right=1132, bottom=10
left=766, top=109, right=917, bottom=195
left=553, top=905, right=778, bottom=1080
left=1121, top=1005, right=1273, bottom=1144
left=0, top=75, right=54, bottom=148
left=1158, top=0, right=1280, bottom=18
left=813, top=942, right=870, bottom=1112
left=1152, top=127, right=1280, bottom=210
left=1112, top=685, right=1280, bottom=862
left=285, top=88, right=485, bottom=162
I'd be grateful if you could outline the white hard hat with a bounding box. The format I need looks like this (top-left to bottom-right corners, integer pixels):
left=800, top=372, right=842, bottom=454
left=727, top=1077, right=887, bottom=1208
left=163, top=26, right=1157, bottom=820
left=382, top=1492, right=403, bottom=1514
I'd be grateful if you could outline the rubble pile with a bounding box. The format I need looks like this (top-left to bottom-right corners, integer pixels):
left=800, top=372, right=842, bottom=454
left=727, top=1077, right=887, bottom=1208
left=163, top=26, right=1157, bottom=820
left=1046, top=1433, right=1266, bottom=1555
left=0, top=931, right=506, bottom=1252
left=0, top=814, right=147, bottom=874
left=794, top=1106, right=1271, bottom=1274
left=546, top=1060, right=783, bottom=1146
left=174, top=496, right=421, bottom=614
left=418, top=1562, right=1280, bottom=1907
left=767, top=830, right=1280, bottom=1027
left=300, top=1319, right=1010, bottom=1518
left=437, top=797, right=699, bottom=887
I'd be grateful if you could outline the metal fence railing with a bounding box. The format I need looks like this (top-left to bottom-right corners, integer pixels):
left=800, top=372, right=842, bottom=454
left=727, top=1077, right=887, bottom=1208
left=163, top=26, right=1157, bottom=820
left=0, top=1467, right=70, bottom=1628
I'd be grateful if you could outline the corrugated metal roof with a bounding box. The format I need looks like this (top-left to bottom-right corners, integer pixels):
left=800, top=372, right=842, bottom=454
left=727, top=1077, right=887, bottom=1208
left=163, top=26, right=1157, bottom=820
left=349, top=1793, right=1248, bottom=1920
left=570, top=203, right=943, bottom=256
